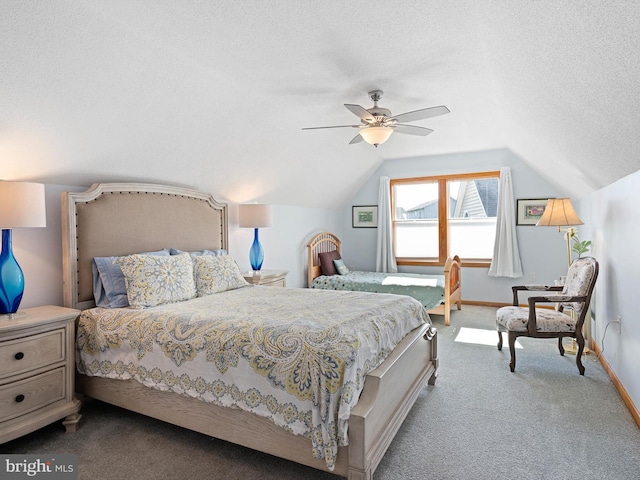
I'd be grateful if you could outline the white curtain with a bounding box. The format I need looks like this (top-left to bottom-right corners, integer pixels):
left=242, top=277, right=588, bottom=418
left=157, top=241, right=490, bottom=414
left=376, top=176, right=398, bottom=273
left=488, top=167, right=523, bottom=278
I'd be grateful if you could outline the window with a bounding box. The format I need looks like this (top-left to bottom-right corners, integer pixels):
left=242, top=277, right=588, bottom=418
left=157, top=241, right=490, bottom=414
left=391, top=171, right=499, bottom=266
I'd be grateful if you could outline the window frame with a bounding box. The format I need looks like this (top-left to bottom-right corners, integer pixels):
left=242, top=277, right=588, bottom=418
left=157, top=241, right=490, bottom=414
left=390, top=171, right=500, bottom=268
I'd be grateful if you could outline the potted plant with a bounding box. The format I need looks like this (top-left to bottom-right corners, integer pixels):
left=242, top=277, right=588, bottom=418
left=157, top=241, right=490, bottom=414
left=570, top=231, right=591, bottom=258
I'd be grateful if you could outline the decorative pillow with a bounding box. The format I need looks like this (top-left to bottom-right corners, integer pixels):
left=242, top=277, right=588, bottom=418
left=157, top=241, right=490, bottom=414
left=169, top=248, right=227, bottom=256
left=114, top=252, right=196, bottom=308
left=193, top=254, right=249, bottom=296
left=92, top=249, right=170, bottom=308
left=318, top=250, right=341, bottom=276
left=333, top=258, right=350, bottom=275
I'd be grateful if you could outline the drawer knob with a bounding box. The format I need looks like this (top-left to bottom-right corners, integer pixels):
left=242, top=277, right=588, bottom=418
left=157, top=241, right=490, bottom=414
left=14, top=352, right=25, bottom=360
left=15, top=394, right=25, bottom=403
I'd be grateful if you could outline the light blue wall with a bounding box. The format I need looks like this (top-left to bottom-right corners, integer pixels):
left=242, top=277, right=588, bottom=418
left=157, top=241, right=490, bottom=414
left=339, top=148, right=569, bottom=304
left=579, top=168, right=640, bottom=412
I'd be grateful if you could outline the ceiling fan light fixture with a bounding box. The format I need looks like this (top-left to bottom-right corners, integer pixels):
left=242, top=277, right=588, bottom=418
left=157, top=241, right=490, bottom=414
left=360, top=126, right=393, bottom=147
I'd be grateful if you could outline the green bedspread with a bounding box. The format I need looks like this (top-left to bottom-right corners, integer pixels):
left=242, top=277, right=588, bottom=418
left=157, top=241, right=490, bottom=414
left=310, top=270, right=445, bottom=310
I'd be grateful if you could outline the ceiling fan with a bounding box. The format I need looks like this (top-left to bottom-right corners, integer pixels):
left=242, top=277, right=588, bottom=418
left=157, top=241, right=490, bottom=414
left=302, top=90, right=450, bottom=147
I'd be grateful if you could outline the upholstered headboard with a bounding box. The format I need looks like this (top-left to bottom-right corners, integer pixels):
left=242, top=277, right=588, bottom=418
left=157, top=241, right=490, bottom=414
left=61, top=182, right=228, bottom=310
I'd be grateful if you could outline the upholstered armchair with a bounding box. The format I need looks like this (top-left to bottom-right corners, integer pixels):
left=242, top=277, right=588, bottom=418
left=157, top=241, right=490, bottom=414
left=496, top=257, right=599, bottom=375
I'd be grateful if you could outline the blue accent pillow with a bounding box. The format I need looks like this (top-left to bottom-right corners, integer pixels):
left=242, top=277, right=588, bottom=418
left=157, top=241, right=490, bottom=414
left=333, top=258, right=350, bottom=275
left=92, top=249, right=170, bottom=308
left=169, top=248, right=227, bottom=256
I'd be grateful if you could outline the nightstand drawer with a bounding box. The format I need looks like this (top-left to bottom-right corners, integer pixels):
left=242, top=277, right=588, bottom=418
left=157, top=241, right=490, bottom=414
left=0, top=368, right=65, bottom=423
left=0, top=329, right=65, bottom=380
left=259, top=277, right=286, bottom=287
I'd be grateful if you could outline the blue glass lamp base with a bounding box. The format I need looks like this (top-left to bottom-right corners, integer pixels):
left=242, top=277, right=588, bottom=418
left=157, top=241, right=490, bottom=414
left=249, top=228, right=264, bottom=271
left=0, top=229, right=25, bottom=315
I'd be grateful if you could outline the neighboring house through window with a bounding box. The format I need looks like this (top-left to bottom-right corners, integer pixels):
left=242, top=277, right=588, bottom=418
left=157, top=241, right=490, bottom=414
left=391, top=171, right=500, bottom=266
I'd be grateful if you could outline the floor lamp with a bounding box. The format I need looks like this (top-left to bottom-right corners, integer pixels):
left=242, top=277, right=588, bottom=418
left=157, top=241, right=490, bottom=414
left=536, top=198, right=589, bottom=355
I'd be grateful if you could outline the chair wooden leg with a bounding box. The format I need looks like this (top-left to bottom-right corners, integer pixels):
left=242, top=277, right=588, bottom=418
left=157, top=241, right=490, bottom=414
left=558, top=337, right=565, bottom=356
left=497, top=331, right=503, bottom=351
left=575, top=334, right=586, bottom=375
left=508, top=332, right=517, bottom=372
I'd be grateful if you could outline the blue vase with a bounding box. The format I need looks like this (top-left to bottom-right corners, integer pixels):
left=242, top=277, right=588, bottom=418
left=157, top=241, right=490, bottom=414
left=0, top=229, right=25, bottom=315
left=249, top=228, right=264, bottom=271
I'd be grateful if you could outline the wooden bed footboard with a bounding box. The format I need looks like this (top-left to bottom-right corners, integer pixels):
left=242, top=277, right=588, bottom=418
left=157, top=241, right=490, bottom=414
left=426, top=254, right=462, bottom=326
left=306, top=232, right=462, bottom=326
left=76, top=323, right=437, bottom=479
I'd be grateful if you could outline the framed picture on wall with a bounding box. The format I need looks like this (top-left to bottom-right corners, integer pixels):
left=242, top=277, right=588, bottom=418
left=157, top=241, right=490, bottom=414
left=516, top=198, right=550, bottom=225
left=352, top=205, right=378, bottom=228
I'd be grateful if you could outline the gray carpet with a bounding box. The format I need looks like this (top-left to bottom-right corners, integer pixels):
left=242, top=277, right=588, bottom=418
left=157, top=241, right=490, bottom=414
left=4, top=306, right=640, bottom=479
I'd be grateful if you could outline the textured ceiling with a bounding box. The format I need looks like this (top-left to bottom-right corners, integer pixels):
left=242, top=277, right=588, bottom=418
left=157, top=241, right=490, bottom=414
left=1, top=1, right=639, bottom=208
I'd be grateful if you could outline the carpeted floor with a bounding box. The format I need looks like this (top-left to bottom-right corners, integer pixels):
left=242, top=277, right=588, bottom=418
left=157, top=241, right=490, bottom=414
left=4, top=305, right=640, bottom=479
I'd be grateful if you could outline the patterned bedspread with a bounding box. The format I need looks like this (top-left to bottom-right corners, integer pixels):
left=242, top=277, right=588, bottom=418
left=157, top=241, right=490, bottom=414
left=76, top=286, right=429, bottom=470
left=309, top=271, right=445, bottom=310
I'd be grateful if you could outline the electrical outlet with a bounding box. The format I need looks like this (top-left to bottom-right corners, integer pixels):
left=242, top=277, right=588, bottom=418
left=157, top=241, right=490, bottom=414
left=616, top=315, right=621, bottom=333
left=529, top=272, right=536, bottom=282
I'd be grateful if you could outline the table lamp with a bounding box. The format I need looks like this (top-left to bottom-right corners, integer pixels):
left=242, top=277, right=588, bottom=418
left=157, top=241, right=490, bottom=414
left=0, top=181, right=47, bottom=316
left=238, top=203, right=272, bottom=272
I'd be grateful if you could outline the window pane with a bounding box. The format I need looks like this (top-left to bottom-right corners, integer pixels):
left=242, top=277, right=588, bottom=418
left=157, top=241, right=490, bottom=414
left=449, top=180, right=498, bottom=218
left=394, top=183, right=438, bottom=219
left=393, top=182, right=439, bottom=258
left=395, top=221, right=439, bottom=258
left=449, top=178, right=498, bottom=258
left=449, top=218, right=497, bottom=258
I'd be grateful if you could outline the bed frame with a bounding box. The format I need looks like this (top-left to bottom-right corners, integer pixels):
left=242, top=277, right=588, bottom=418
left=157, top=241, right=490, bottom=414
left=307, top=232, right=462, bottom=326
left=61, top=183, right=438, bottom=480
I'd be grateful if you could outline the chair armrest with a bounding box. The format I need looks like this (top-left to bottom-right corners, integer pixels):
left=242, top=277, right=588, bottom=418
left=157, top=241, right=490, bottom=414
left=511, top=285, right=563, bottom=305
left=528, top=294, right=586, bottom=304
left=526, top=295, right=587, bottom=335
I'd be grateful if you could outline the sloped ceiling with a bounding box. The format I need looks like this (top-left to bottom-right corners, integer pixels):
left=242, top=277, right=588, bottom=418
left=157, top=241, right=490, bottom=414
left=2, top=1, right=639, bottom=208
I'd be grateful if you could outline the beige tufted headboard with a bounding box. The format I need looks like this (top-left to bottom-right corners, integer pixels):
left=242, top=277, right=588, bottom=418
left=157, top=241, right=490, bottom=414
left=61, top=182, right=228, bottom=310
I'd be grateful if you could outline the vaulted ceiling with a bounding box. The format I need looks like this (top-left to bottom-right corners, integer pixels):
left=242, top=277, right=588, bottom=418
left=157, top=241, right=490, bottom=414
left=2, top=1, right=639, bottom=208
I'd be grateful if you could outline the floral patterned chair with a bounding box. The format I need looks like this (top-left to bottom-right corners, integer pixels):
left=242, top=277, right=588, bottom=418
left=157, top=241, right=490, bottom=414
left=496, top=257, right=599, bottom=375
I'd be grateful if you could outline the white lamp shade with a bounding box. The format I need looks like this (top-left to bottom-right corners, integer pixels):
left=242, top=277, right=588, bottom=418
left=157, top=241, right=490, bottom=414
left=360, top=126, right=393, bottom=146
left=239, top=203, right=273, bottom=228
left=0, top=181, right=47, bottom=228
left=536, top=198, right=583, bottom=227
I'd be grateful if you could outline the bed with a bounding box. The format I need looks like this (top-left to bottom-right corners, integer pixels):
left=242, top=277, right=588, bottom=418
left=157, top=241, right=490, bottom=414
left=307, top=232, right=462, bottom=326
left=61, top=182, right=438, bottom=480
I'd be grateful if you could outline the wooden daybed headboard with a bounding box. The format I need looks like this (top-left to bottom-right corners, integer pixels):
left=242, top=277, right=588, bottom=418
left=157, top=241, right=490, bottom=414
left=61, top=182, right=228, bottom=311
left=306, top=232, right=341, bottom=286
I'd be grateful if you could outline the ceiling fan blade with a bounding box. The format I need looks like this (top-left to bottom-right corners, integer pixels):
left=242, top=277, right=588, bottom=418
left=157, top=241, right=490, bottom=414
left=393, top=124, right=434, bottom=136
left=344, top=104, right=375, bottom=123
left=302, top=125, right=361, bottom=130
left=349, top=134, right=363, bottom=144
left=391, top=105, right=450, bottom=123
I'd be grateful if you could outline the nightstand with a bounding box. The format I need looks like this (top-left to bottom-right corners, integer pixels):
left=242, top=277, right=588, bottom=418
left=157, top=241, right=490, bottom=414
left=243, top=269, right=289, bottom=287
left=0, top=305, right=82, bottom=444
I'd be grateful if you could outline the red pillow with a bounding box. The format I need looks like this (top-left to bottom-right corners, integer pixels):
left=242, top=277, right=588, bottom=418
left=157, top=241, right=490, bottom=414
left=318, top=251, right=341, bottom=276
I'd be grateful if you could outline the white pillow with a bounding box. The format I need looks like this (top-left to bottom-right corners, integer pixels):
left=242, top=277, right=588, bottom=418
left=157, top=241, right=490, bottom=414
left=192, top=254, right=248, bottom=296
left=115, top=252, right=196, bottom=307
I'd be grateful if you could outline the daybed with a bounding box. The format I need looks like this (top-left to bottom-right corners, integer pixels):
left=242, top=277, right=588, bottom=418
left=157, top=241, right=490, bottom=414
left=61, top=183, right=438, bottom=480
left=307, top=232, right=462, bottom=326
